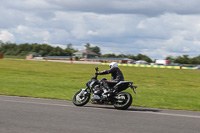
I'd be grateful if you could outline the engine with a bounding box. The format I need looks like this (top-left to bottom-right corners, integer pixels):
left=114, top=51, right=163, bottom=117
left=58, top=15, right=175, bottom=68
left=93, top=85, right=103, bottom=95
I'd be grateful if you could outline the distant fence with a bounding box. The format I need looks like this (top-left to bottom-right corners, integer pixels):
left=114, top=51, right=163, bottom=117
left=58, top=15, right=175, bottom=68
left=101, top=63, right=195, bottom=70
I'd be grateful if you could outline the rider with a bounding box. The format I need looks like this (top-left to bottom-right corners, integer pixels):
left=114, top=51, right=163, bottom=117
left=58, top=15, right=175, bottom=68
left=96, top=62, right=124, bottom=94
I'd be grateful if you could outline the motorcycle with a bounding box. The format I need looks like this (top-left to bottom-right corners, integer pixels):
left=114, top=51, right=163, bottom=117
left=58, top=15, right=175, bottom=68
left=72, top=67, right=137, bottom=110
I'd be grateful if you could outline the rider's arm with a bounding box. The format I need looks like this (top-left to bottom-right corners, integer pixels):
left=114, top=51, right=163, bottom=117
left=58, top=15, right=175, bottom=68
left=97, top=67, right=115, bottom=75
left=97, top=70, right=110, bottom=75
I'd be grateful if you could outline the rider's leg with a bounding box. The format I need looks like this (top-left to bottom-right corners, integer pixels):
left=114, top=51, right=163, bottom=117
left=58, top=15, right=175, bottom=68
left=104, top=80, right=118, bottom=94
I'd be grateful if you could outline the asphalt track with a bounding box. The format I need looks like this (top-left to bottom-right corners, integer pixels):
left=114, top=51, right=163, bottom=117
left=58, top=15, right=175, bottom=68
left=0, top=95, right=200, bottom=133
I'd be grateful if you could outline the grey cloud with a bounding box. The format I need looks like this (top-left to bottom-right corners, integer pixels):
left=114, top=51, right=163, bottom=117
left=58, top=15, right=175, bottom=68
left=0, top=7, right=27, bottom=29
left=47, top=0, right=200, bottom=16
left=1, top=0, right=200, bottom=59
left=4, top=0, right=200, bottom=16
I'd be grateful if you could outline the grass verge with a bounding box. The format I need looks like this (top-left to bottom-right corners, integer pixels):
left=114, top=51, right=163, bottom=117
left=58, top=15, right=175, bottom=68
left=0, top=59, right=200, bottom=111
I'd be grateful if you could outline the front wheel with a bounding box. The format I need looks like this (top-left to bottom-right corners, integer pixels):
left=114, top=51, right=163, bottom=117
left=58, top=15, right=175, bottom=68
left=72, top=89, right=90, bottom=106
left=114, top=92, right=132, bottom=110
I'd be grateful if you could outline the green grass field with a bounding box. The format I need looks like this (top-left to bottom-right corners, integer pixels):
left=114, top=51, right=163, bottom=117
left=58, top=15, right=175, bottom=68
left=0, top=59, right=200, bottom=111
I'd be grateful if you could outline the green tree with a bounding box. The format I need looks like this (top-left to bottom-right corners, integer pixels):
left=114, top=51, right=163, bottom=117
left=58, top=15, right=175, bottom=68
left=91, top=46, right=101, bottom=56
left=117, top=54, right=126, bottom=58
left=127, top=54, right=137, bottom=60
left=165, top=56, right=175, bottom=62
left=84, top=43, right=91, bottom=50
left=0, top=42, right=78, bottom=57
left=174, top=55, right=190, bottom=64
left=136, top=53, right=152, bottom=63
left=102, top=53, right=116, bottom=58
left=64, top=44, right=77, bottom=56
left=189, top=55, right=200, bottom=64
left=84, top=43, right=101, bottom=56
left=66, top=44, right=72, bottom=49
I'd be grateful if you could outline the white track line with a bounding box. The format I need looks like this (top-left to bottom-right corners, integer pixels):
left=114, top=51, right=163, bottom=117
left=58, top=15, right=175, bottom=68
left=1, top=99, right=200, bottom=119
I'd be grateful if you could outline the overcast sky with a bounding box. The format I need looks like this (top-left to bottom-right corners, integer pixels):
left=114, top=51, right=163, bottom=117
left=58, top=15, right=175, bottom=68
left=1, top=0, right=200, bottom=59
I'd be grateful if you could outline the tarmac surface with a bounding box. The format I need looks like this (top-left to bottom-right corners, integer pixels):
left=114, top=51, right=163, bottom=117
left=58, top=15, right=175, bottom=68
left=0, top=95, right=200, bottom=133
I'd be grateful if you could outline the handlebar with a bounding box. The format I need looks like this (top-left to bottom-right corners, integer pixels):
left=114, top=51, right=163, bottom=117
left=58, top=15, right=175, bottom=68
left=93, top=73, right=98, bottom=79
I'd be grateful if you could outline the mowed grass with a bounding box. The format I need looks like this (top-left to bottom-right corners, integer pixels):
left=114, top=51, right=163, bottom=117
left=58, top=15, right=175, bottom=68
left=0, top=59, right=200, bottom=111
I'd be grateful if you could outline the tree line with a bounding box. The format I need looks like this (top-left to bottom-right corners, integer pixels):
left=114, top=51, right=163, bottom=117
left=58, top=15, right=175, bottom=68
left=166, top=55, right=200, bottom=65
left=84, top=43, right=152, bottom=62
left=0, top=41, right=200, bottom=64
left=0, top=41, right=77, bottom=57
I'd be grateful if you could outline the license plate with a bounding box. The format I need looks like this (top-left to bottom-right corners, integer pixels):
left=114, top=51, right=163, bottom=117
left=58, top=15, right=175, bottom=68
left=132, top=86, right=137, bottom=94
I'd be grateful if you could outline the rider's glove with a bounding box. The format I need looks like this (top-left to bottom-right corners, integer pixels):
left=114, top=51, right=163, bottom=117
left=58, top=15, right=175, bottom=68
left=95, top=72, right=99, bottom=75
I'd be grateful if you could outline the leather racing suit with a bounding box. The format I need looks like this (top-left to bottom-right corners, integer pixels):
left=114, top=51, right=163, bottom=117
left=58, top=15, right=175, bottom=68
left=97, top=67, right=124, bottom=92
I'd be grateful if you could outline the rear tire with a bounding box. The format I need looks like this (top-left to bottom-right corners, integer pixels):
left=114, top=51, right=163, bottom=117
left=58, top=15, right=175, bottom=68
left=114, top=92, right=132, bottom=110
left=72, top=90, right=90, bottom=106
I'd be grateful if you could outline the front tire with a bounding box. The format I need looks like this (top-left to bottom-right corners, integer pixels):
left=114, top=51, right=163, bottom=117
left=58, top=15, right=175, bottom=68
left=114, top=92, right=132, bottom=110
left=72, top=90, right=90, bottom=106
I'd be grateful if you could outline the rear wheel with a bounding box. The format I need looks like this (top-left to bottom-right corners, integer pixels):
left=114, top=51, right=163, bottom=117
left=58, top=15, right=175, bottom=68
left=114, top=92, right=132, bottom=110
left=72, top=90, right=90, bottom=106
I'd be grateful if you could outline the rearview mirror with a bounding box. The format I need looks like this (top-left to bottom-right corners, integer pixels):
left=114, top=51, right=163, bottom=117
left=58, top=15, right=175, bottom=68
left=95, top=67, right=99, bottom=72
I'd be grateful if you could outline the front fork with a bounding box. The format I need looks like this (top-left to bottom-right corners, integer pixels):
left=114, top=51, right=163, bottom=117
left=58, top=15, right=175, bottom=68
left=80, top=88, right=91, bottom=96
left=76, top=88, right=91, bottom=102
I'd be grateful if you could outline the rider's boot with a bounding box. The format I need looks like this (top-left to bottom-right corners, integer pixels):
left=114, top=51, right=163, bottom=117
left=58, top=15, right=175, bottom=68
left=103, top=83, right=114, bottom=97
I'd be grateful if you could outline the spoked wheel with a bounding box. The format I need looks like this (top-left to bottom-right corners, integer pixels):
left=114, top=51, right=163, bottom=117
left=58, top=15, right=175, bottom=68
left=114, top=92, right=132, bottom=110
left=72, top=90, right=90, bottom=106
